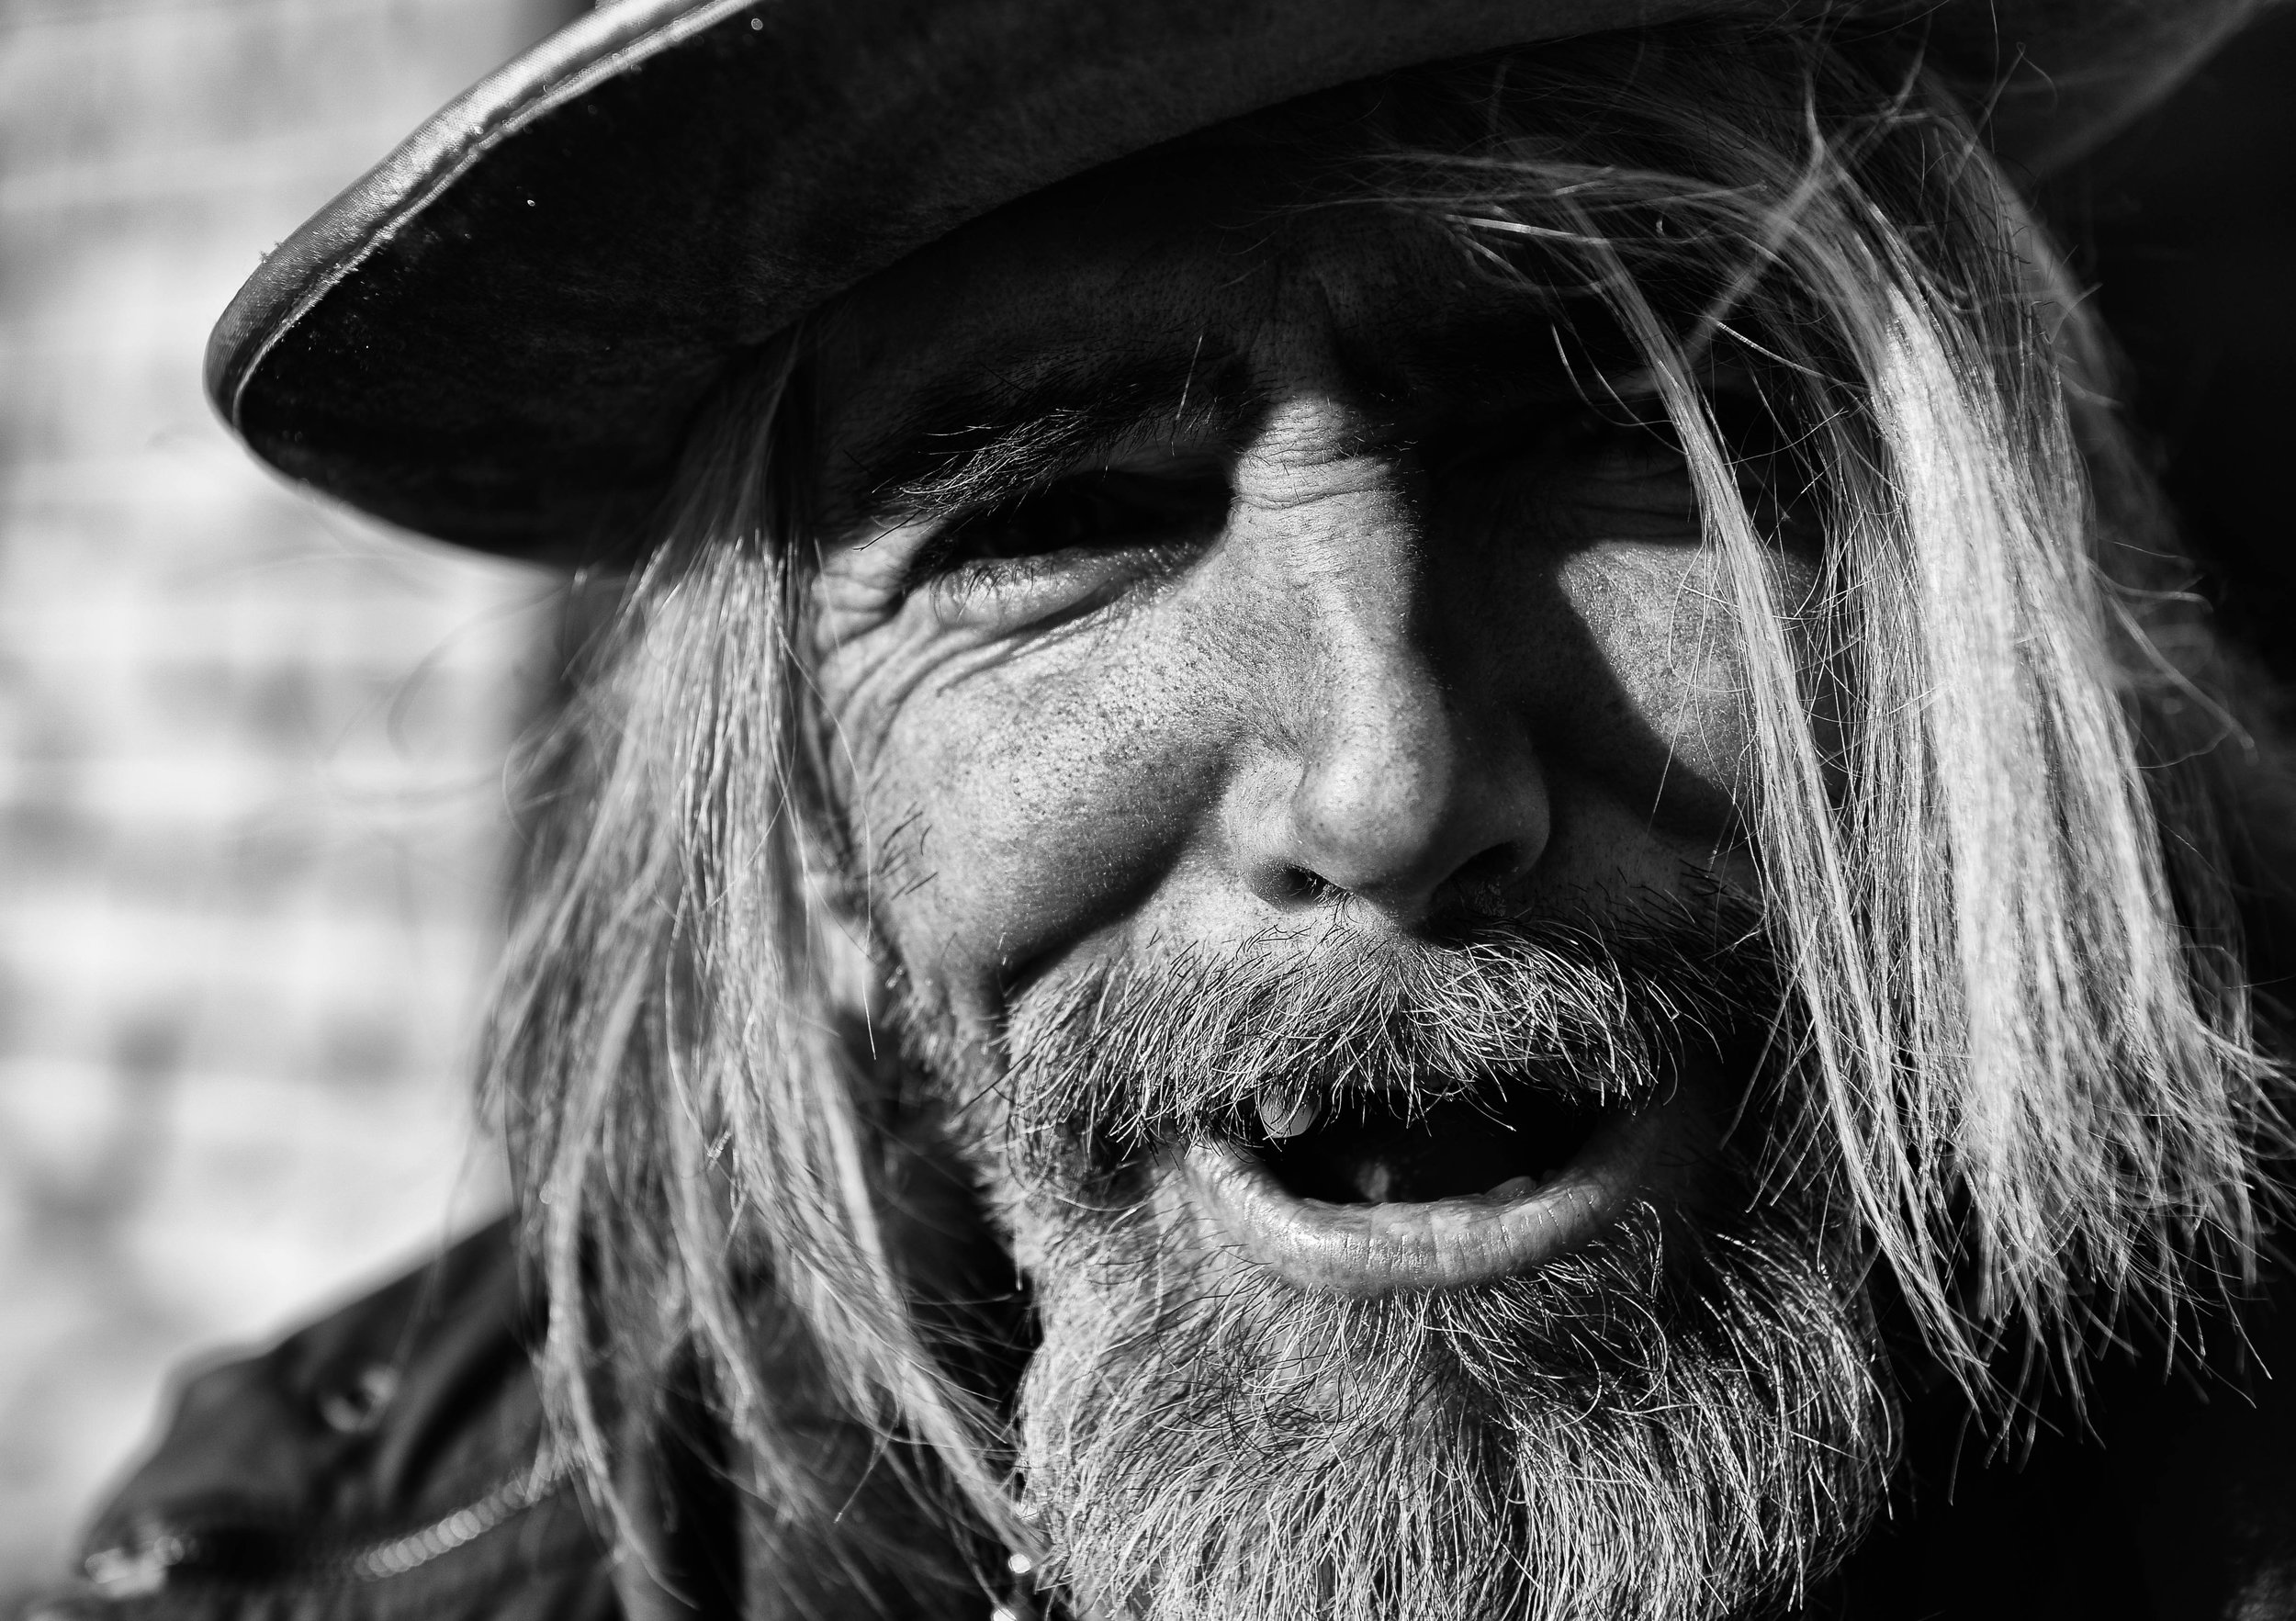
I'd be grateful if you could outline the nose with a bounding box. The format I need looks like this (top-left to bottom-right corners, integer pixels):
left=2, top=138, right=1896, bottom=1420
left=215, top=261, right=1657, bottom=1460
left=1226, top=445, right=1550, bottom=928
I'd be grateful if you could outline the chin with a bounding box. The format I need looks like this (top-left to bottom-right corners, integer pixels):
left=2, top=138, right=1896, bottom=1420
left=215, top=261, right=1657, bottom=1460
left=1007, top=1149, right=1893, bottom=1621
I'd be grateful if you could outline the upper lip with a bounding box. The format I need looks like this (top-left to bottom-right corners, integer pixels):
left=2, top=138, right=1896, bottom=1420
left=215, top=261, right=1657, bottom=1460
left=1179, top=1087, right=1681, bottom=1295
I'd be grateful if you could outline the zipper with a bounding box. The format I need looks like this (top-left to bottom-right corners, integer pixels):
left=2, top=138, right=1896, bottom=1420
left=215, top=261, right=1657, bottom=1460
left=82, top=1449, right=576, bottom=1599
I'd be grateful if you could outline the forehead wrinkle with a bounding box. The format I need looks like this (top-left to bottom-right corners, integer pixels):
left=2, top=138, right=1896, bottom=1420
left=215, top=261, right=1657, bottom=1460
left=1333, top=304, right=1604, bottom=429
left=1274, top=202, right=1589, bottom=405
left=1232, top=253, right=1606, bottom=477
left=841, top=346, right=1262, bottom=519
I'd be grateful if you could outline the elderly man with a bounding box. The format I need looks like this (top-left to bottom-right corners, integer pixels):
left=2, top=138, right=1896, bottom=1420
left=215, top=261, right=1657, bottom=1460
left=39, top=1, right=2296, bottom=1618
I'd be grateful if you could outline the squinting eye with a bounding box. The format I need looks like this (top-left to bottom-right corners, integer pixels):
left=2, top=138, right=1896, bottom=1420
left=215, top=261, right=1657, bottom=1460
left=930, top=468, right=1231, bottom=573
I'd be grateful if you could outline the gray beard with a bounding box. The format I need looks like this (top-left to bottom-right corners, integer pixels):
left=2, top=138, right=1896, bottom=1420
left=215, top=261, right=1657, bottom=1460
left=1014, top=1184, right=1892, bottom=1621
left=904, top=916, right=1898, bottom=1620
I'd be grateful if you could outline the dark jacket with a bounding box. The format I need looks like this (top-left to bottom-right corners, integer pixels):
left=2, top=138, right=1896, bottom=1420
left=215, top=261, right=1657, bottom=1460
left=26, top=1220, right=2296, bottom=1620
left=22, top=1221, right=618, bottom=1621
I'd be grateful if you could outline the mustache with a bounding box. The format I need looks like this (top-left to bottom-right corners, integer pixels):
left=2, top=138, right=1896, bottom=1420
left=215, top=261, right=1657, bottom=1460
left=995, top=902, right=1780, bottom=1187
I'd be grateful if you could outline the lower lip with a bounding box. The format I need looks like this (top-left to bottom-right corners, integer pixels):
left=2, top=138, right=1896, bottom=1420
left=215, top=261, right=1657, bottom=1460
left=1180, top=1102, right=1672, bottom=1296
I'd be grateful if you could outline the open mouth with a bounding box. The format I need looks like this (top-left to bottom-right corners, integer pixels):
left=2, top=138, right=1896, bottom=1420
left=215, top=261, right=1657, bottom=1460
left=1181, top=1077, right=1680, bottom=1296
left=1255, top=1084, right=1608, bottom=1204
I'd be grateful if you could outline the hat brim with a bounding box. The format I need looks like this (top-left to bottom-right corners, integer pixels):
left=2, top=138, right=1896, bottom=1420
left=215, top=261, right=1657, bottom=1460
left=207, top=0, right=2265, bottom=560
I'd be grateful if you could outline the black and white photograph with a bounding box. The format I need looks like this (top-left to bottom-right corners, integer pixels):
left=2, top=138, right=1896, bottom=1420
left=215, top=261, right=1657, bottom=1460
left=5, top=1, right=2296, bottom=1616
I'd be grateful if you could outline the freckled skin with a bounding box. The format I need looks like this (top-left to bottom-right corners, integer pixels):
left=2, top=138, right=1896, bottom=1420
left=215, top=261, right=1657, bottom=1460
left=805, top=145, right=1781, bottom=1070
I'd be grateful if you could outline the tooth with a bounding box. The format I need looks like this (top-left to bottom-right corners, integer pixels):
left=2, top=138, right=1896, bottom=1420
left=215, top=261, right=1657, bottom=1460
left=1257, top=1087, right=1320, bottom=1140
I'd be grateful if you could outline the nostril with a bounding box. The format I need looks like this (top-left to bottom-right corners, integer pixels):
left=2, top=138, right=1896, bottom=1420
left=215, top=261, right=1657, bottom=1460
left=1449, top=841, right=1527, bottom=895
left=1275, top=840, right=1526, bottom=920
left=1277, top=866, right=1344, bottom=906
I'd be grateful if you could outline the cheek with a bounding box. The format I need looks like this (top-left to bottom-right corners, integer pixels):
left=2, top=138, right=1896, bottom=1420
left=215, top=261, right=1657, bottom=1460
left=1552, top=542, right=1794, bottom=816
left=836, top=617, right=1223, bottom=1024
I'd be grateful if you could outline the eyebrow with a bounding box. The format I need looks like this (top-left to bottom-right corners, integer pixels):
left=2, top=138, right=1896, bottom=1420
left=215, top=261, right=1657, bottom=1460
left=841, top=349, right=1259, bottom=522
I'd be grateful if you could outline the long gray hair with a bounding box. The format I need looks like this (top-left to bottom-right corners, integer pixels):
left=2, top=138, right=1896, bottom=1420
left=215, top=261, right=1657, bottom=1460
left=484, top=17, right=2291, bottom=1608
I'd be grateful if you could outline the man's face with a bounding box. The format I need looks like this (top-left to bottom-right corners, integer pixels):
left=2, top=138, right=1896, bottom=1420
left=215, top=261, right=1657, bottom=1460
left=802, top=141, right=1881, bottom=1620
left=810, top=142, right=1776, bottom=1246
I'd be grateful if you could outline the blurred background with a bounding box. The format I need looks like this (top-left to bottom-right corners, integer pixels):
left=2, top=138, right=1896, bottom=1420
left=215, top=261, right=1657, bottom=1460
left=0, top=0, right=580, bottom=1598
left=0, top=0, right=2290, bottom=1604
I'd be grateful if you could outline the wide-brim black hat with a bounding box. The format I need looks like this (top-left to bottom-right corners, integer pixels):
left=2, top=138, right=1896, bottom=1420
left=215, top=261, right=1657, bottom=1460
left=207, top=0, right=2267, bottom=561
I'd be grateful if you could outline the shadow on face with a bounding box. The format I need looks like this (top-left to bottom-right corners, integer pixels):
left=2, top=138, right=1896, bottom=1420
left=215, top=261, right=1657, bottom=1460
left=801, top=129, right=1818, bottom=1296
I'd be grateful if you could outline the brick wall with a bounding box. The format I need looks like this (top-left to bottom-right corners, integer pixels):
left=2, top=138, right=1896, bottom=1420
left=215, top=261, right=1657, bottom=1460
left=0, top=0, right=580, bottom=1592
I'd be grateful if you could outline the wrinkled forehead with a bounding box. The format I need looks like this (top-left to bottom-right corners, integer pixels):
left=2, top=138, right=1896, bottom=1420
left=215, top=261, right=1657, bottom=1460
left=804, top=136, right=1607, bottom=514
